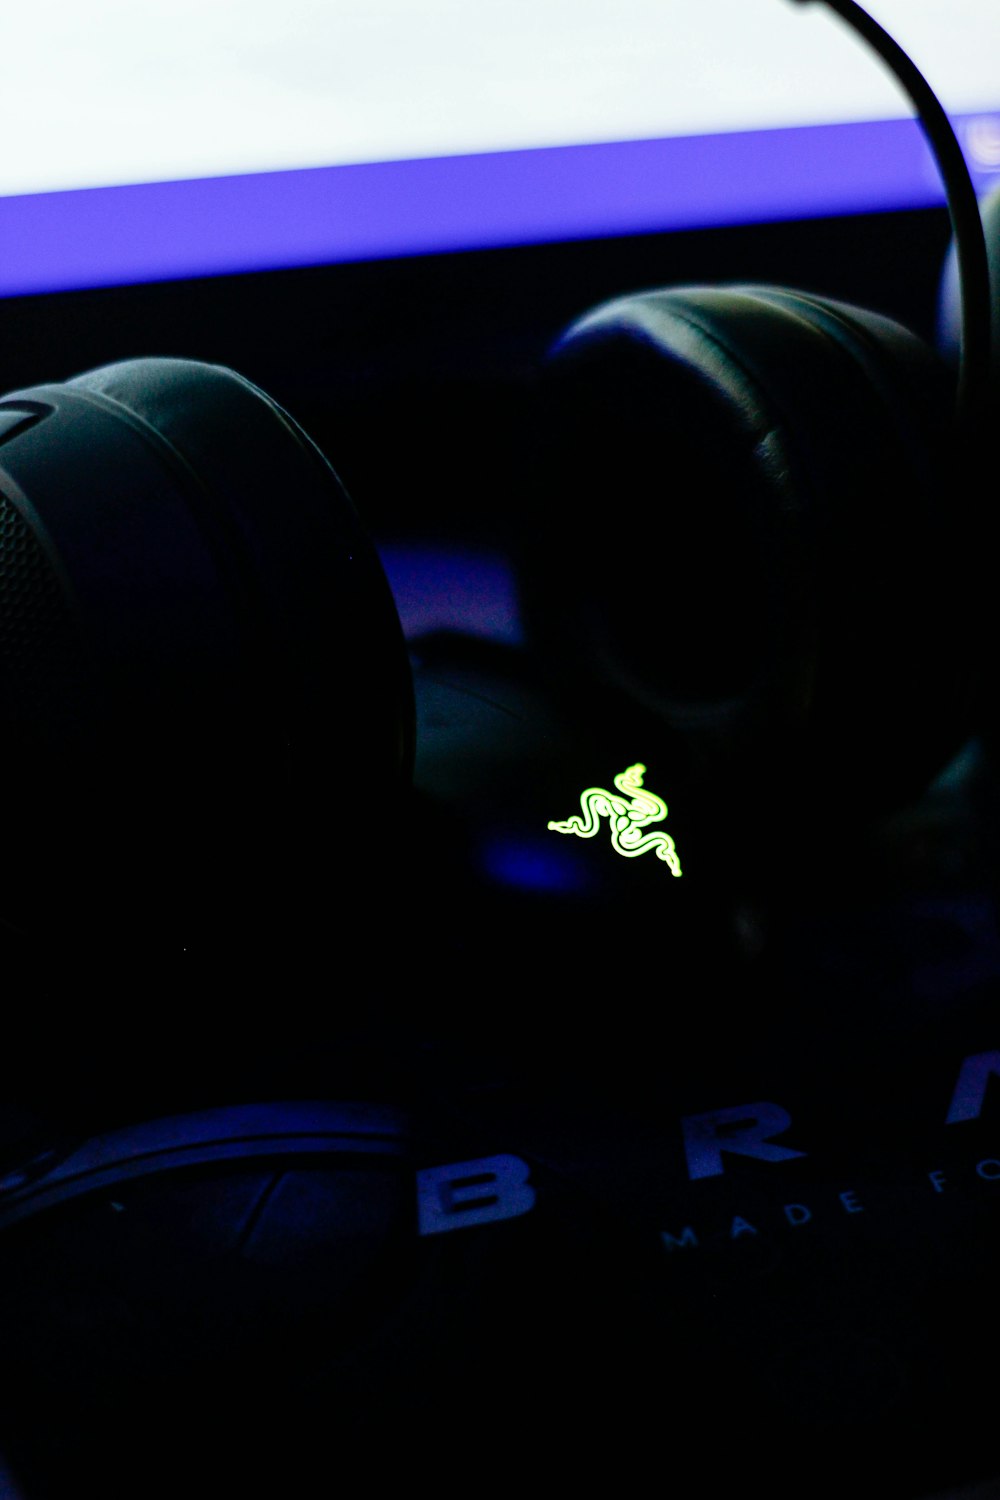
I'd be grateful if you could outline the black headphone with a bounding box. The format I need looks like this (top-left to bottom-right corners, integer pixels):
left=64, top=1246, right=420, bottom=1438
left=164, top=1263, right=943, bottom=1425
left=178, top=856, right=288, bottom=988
left=515, top=0, right=995, bottom=885
left=0, top=8, right=997, bottom=1495
left=0, top=0, right=993, bottom=953
left=0, top=358, right=414, bottom=948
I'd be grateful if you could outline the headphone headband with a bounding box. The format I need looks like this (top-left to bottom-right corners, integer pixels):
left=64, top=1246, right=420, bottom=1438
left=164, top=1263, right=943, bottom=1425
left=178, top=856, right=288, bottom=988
left=791, top=0, right=992, bottom=431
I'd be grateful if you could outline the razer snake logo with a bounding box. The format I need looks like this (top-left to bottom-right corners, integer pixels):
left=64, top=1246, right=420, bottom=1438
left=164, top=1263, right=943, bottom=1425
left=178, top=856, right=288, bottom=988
left=547, top=763, right=682, bottom=877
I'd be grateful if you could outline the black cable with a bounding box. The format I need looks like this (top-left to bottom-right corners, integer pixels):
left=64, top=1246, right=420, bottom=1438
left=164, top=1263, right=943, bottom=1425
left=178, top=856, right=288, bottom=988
left=789, top=0, right=992, bottom=433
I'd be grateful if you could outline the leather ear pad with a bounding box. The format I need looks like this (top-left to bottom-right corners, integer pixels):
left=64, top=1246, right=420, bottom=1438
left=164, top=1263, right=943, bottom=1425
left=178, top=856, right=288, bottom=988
left=0, top=358, right=413, bottom=937
left=63, top=357, right=414, bottom=776
left=524, top=284, right=968, bottom=816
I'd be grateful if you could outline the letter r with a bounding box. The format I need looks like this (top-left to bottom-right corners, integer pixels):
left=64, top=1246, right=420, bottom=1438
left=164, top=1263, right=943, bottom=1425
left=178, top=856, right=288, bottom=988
left=945, top=1051, right=1000, bottom=1124
left=681, top=1102, right=806, bottom=1180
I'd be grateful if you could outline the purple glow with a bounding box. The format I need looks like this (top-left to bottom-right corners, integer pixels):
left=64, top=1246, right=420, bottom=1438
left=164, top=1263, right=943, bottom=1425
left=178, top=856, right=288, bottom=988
left=1, top=114, right=996, bottom=298
left=378, top=545, right=522, bottom=644
left=480, top=834, right=597, bottom=895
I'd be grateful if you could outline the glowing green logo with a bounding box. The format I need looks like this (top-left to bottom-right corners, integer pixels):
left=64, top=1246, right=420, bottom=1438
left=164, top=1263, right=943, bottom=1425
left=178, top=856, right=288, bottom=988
left=547, top=763, right=682, bottom=877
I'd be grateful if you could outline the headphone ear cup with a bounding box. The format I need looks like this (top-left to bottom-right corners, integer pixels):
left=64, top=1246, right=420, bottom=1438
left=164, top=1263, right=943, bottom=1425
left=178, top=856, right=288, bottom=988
left=0, top=358, right=413, bottom=942
left=521, top=284, right=970, bottom=829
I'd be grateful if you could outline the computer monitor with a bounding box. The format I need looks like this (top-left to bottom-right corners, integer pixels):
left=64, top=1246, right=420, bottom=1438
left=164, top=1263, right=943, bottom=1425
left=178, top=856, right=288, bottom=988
left=2, top=0, right=999, bottom=299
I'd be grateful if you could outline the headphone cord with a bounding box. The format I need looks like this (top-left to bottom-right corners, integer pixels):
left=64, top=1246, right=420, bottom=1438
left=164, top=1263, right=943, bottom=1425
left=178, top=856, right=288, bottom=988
left=790, top=0, right=992, bottom=437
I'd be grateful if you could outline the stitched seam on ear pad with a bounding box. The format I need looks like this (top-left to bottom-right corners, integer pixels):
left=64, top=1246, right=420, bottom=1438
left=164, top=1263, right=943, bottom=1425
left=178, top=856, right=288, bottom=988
left=570, top=284, right=913, bottom=571
left=567, top=292, right=798, bottom=501
left=622, top=285, right=947, bottom=618
left=740, top=285, right=949, bottom=508
left=632, top=288, right=931, bottom=533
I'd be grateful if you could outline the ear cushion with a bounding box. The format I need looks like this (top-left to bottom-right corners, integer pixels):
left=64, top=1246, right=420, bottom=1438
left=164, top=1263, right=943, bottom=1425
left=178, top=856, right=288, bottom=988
left=524, top=284, right=967, bottom=816
left=0, top=358, right=413, bottom=938
left=63, top=358, right=414, bottom=782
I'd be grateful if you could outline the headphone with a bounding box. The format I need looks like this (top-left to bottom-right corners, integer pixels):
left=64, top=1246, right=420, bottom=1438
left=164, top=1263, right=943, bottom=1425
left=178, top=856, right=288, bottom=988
left=516, top=0, right=995, bottom=895
left=0, top=358, right=415, bottom=952
left=0, top=7, right=997, bottom=1495
left=0, top=0, right=994, bottom=955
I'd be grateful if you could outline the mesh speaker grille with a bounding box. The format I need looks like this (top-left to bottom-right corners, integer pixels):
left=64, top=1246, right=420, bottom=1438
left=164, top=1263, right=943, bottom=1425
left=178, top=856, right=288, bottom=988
left=0, top=488, right=86, bottom=732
